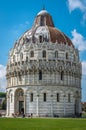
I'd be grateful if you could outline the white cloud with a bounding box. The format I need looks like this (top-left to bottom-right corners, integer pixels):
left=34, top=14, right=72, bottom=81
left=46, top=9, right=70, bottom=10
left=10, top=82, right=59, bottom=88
left=82, top=61, right=86, bottom=75
left=71, top=29, right=86, bottom=51
left=0, top=64, right=6, bottom=92
left=67, top=0, right=86, bottom=24
left=71, top=29, right=86, bottom=76
left=68, top=0, right=86, bottom=12
left=0, top=65, right=6, bottom=79
left=82, top=13, right=86, bottom=25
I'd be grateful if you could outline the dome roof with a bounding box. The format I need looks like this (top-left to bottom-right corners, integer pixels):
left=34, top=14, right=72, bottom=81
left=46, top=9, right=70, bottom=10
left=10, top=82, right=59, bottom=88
left=15, top=9, right=74, bottom=48
left=37, top=10, right=48, bottom=16
left=34, top=9, right=54, bottom=27
left=48, top=27, right=73, bottom=46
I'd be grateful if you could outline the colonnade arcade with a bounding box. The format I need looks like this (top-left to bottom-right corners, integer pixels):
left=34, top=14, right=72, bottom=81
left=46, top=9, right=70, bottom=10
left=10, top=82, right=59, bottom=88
left=6, top=87, right=81, bottom=117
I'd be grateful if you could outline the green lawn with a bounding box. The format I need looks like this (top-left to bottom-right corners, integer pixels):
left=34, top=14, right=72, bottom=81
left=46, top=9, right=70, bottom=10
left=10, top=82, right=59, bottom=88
left=0, top=118, right=86, bottom=130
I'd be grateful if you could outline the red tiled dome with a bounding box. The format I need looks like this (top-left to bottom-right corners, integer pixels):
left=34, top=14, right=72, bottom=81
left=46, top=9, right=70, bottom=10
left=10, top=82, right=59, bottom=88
left=15, top=9, right=74, bottom=48
left=48, top=27, right=73, bottom=46
left=33, top=9, right=74, bottom=47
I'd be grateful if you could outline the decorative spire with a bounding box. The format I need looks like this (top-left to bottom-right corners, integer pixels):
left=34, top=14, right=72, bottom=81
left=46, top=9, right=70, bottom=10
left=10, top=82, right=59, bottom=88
left=42, top=0, right=46, bottom=10
left=42, top=5, right=45, bottom=10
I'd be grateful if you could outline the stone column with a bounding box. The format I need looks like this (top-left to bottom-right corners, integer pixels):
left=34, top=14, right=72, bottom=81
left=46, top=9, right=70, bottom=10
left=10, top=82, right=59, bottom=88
left=6, top=95, right=9, bottom=116
left=36, top=94, right=39, bottom=116
left=78, top=95, right=82, bottom=115
left=50, top=86, right=53, bottom=117
left=12, top=91, right=15, bottom=115
left=24, top=94, right=26, bottom=115
left=51, top=94, right=53, bottom=117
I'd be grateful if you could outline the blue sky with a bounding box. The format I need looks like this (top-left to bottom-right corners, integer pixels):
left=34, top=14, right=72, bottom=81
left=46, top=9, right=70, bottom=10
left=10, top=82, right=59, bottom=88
left=0, top=0, right=86, bottom=101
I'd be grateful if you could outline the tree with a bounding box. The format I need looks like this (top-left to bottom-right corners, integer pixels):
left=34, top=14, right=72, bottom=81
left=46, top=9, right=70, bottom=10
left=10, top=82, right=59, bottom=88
left=0, top=92, right=6, bottom=98
left=1, top=99, right=6, bottom=110
left=0, top=92, right=6, bottom=110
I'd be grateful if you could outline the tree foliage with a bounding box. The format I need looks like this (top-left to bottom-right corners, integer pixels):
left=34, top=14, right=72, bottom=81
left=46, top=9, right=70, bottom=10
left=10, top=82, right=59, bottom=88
left=0, top=92, right=6, bottom=110
left=0, top=92, right=6, bottom=98
left=1, top=99, right=6, bottom=110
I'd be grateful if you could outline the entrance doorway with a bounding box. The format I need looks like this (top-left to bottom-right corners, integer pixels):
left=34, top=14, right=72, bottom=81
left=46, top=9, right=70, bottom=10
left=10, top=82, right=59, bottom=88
left=15, top=88, right=24, bottom=115
left=19, top=101, right=24, bottom=114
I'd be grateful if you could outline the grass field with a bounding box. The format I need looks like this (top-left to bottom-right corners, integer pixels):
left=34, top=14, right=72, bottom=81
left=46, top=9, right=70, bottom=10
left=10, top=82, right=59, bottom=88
left=0, top=118, right=86, bottom=130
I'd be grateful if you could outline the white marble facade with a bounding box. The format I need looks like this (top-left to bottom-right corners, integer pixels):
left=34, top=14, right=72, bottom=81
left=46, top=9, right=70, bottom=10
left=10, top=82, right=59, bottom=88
left=6, top=9, right=82, bottom=117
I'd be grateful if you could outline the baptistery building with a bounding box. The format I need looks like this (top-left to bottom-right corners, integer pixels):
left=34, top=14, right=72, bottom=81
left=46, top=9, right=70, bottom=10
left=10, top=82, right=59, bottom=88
left=6, top=9, right=82, bottom=117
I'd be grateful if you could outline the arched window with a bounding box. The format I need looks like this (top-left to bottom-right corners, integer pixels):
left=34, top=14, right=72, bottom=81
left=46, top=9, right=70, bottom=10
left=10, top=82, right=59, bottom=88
left=39, top=70, right=42, bottom=80
left=13, top=55, right=15, bottom=62
left=43, top=50, right=46, bottom=58
left=55, top=51, right=58, bottom=58
left=26, top=56, right=28, bottom=62
left=32, top=36, right=36, bottom=43
left=61, top=71, right=64, bottom=80
left=57, top=93, right=60, bottom=102
left=18, top=72, right=21, bottom=81
left=40, top=16, right=45, bottom=26
left=20, top=53, right=23, bottom=59
left=74, top=54, right=76, bottom=61
left=68, top=93, right=71, bottom=102
left=39, top=35, right=42, bottom=43
left=30, top=51, right=34, bottom=57
left=18, top=61, right=20, bottom=65
left=26, top=37, right=30, bottom=43
left=43, top=93, right=46, bottom=102
left=30, top=93, right=33, bottom=102
left=66, top=52, right=68, bottom=59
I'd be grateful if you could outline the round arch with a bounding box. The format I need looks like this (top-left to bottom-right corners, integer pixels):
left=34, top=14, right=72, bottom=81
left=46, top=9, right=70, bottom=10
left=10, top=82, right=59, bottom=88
left=15, top=88, right=24, bottom=115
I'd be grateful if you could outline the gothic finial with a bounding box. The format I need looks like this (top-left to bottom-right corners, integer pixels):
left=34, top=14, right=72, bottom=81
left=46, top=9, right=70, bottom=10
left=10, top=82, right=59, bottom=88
left=42, top=0, right=46, bottom=10
left=42, top=5, right=45, bottom=10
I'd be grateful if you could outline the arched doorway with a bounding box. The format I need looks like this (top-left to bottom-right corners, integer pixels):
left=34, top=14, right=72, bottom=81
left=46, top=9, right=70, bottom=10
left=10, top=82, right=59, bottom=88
left=15, top=88, right=24, bottom=115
